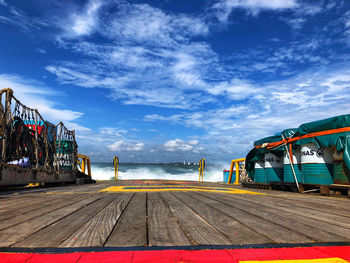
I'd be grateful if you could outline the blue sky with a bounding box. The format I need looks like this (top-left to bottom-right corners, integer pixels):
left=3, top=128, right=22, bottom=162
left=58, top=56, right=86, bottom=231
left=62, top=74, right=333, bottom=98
left=0, top=0, right=350, bottom=163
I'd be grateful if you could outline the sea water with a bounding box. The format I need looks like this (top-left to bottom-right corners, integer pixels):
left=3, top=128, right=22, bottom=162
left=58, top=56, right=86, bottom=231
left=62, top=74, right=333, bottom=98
left=91, top=163, right=226, bottom=182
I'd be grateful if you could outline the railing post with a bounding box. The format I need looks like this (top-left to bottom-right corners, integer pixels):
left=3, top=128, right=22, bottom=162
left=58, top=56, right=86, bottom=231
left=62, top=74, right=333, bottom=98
left=72, top=130, right=76, bottom=171
left=228, top=160, right=234, bottom=184
left=57, top=123, right=62, bottom=171
left=201, top=158, right=205, bottom=182
left=34, top=110, right=39, bottom=169
left=228, top=158, right=245, bottom=184
left=235, top=161, right=240, bottom=185
left=1, top=90, right=9, bottom=162
left=87, top=157, right=91, bottom=178
left=198, top=159, right=201, bottom=182
left=82, top=158, right=86, bottom=174
left=113, top=156, right=117, bottom=181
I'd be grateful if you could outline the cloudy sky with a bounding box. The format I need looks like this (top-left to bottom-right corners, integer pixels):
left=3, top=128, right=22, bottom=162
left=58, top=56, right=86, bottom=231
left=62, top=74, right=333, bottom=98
left=0, top=0, right=350, bottom=163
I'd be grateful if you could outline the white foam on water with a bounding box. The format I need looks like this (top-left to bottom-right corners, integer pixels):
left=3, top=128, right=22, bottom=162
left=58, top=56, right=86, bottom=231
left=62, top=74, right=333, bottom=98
left=91, top=164, right=225, bottom=182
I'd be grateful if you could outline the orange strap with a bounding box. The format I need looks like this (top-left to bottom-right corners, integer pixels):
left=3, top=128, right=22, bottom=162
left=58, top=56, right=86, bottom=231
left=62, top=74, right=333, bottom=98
left=255, top=127, right=350, bottom=149
left=289, top=143, right=293, bottom=164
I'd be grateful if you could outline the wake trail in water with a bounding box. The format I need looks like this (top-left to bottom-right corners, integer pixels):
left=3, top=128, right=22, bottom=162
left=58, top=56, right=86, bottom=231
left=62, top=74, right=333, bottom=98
left=91, top=163, right=227, bottom=182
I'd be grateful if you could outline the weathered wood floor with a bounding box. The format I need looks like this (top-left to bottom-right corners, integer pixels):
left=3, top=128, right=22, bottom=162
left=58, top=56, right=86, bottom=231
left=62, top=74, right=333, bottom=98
left=0, top=180, right=349, bottom=248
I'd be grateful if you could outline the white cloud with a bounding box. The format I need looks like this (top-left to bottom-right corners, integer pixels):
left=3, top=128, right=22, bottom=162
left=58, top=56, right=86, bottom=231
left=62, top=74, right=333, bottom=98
left=0, top=0, right=7, bottom=6
left=105, top=3, right=208, bottom=46
left=0, top=6, right=46, bottom=31
left=321, top=73, right=350, bottom=93
left=209, top=79, right=258, bottom=100
left=146, top=105, right=248, bottom=131
left=36, top=48, right=47, bottom=54
left=213, top=0, right=298, bottom=21
left=108, top=140, right=144, bottom=152
left=0, top=74, right=87, bottom=131
left=45, top=65, right=116, bottom=88
left=164, top=139, right=202, bottom=153
left=100, top=127, right=127, bottom=136
left=46, top=2, right=217, bottom=109
left=143, top=65, right=350, bottom=159
left=59, top=0, right=102, bottom=38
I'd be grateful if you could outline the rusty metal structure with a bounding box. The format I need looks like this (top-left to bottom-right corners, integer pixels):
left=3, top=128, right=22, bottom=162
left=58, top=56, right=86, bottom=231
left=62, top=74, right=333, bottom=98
left=0, top=88, right=78, bottom=186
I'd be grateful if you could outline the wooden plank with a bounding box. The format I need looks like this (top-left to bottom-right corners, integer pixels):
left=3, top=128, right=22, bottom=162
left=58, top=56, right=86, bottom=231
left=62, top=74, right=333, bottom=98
left=14, top=194, right=117, bottom=247
left=229, top=194, right=350, bottom=230
left=147, top=192, right=190, bottom=246
left=254, top=194, right=350, bottom=216
left=0, top=194, right=103, bottom=247
left=266, top=191, right=350, bottom=210
left=41, top=183, right=106, bottom=193
left=234, top=193, right=350, bottom=228
left=0, top=195, right=88, bottom=231
left=0, top=196, right=48, bottom=210
left=59, top=193, right=134, bottom=247
left=160, top=192, right=232, bottom=245
left=268, top=194, right=350, bottom=213
left=173, top=192, right=272, bottom=244
left=188, top=192, right=312, bottom=243
left=104, top=193, right=147, bottom=247
left=0, top=194, right=78, bottom=222
left=199, top=192, right=350, bottom=242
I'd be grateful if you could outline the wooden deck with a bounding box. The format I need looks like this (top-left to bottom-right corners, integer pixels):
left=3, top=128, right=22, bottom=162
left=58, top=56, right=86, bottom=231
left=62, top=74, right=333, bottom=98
left=0, top=180, right=349, bottom=248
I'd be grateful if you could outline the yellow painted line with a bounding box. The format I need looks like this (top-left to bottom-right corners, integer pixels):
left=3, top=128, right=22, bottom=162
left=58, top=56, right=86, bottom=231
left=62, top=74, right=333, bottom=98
left=99, top=186, right=264, bottom=195
left=240, top=258, right=349, bottom=263
left=44, top=191, right=93, bottom=195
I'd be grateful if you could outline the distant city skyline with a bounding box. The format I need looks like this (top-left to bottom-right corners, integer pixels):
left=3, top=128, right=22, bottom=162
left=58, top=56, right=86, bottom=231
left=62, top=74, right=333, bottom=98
left=0, top=0, right=349, bottom=163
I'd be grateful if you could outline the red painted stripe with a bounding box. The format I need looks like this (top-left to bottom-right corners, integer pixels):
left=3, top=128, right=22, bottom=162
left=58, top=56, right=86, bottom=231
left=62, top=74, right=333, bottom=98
left=0, top=246, right=349, bottom=263
left=226, top=246, right=344, bottom=261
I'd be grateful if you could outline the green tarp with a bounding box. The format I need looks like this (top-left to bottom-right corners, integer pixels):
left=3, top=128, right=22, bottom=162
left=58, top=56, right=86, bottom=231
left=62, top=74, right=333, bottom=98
left=246, top=134, right=284, bottom=180
left=245, top=114, right=350, bottom=179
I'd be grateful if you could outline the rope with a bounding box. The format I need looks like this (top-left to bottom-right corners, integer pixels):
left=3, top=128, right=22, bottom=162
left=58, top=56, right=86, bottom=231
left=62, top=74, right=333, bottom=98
left=0, top=88, right=77, bottom=171
left=255, top=127, right=350, bottom=149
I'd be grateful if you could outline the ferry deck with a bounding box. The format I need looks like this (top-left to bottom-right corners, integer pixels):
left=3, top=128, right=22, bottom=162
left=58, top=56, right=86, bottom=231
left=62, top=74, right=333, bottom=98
left=0, top=180, right=349, bottom=262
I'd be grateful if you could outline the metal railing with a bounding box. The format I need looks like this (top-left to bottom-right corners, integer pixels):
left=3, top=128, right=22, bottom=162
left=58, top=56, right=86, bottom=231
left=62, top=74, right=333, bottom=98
left=227, top=158, right=245, bottom=184
left=198, top=158, right=205, bottom=182
left=77, top=153, right=91, bottom=177
left=0, top=88, right=77, bottom=172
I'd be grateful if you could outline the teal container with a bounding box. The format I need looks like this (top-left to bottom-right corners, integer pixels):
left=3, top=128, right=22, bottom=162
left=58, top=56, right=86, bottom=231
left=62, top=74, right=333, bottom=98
left=265, top=153, right=283, bottom=183
left=284, top=164, right=303, bottom=183
left=223, top=170, right=230, bottom=183
left=283, top=149, right=303, bottom=183
left=331, top=162, right=349, bottom=184
left=301, top=143, right=333, bottom=185
left=302, top=163, right=333, bottom=185
left=265, top=168, right=284, bottom=182
left=254, top=160, right=265, bottom=183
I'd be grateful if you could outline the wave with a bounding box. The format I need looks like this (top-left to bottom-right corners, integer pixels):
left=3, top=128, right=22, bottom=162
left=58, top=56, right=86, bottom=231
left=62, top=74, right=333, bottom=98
left=90, top=164, right=226, bottom=182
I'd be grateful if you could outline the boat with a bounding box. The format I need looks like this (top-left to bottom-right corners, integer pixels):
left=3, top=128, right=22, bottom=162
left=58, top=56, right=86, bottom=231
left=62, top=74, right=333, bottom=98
left=0, top=89, right=349, bottom=262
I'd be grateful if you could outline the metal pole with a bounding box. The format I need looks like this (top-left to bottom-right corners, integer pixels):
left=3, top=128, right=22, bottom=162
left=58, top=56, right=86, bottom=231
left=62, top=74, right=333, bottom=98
left=202, top=158, right=205, bottom=182
left=87, top=158, right=91, bottom=178
left=1, top=90, right=9, bottom=162
left=282, top=134, right=301, bottom=192
left=72, top=130, right=76, bottom=171
left=235, top=161, right=240, bottom=185
left=82, top=158, right=86, bottom=174
left=198, top=159, right=202, bottom=182
left=227, top=160, right=234, bottom=184
left=113, top=156, right=116, bottom=180
left=34, top=110, right=39, bottom=169
left=57, top=123, right=62, bottom=171
left=116, top=157, right=119, bottom=180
